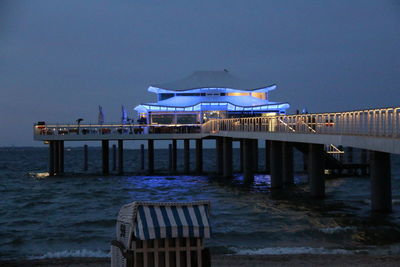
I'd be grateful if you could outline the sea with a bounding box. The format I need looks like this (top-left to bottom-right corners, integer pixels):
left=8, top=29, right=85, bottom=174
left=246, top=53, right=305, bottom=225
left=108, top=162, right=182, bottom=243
left=1, top=146, right=400, bottom=260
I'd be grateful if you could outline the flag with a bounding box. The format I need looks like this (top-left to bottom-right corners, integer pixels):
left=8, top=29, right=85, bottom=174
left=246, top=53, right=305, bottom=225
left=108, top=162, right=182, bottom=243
left=121, top=105, right=127, bottom=125
left=98, top=105, right=105, bottom=125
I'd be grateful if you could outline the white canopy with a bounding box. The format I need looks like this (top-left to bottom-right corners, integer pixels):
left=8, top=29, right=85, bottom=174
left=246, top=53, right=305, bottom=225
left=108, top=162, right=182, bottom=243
left=151, top=70, right=276, bottom=91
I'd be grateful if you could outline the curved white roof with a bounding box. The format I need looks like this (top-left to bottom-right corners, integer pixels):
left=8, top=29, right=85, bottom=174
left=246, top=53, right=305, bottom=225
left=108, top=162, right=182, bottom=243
left=134, top=95, right=290, bottom=113
left=149, top=95, right=270, bottom=107
left=151, top=70, right=276, bottom=91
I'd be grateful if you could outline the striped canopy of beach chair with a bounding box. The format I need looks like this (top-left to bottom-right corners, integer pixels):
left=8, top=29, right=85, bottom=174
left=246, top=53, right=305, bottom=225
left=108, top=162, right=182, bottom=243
left=131, top=201, right=211, bottom=240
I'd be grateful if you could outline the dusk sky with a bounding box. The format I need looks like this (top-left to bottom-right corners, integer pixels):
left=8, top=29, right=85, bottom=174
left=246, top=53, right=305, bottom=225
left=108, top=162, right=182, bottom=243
left=1, top=0, right=399, bottom=146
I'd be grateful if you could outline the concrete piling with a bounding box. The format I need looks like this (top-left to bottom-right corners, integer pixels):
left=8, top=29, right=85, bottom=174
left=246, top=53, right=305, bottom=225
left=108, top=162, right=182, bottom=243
left=112, top=144, right=117, bottom=171
left=239, top=139, right=244, bottom=173
left=216, top=137, right=223, bottom=175
left=282, top=142, right=294, bottom=185
left=140, top=144, right=145, bottom=170
left=195, top=139, right=203, bottom=174
left=102, top=140, right=109, bottom=175
left=347, top=147, right=353, bottom=163
left=54, top=140, right=60, bottom=174
left=58, top=140, right=64, bottom=175
left=370, top=150, right=392, bottom=213
left=49, top=141, right=55, bottom=176
left=118, top=140, right=123, bottom=175
left=184, top=139, right=190, bottom=173
left=172, top=139, right=177, bottom=172
left=361, top=149, right=368, bottom=176
left=83, top=144, right=88, bottom=171
left=303, top=153, right=308, bottom=173
left=147, top=140, right=154, bottom=174
left=270, top=141, right=283, bottom=189
left=253, top=139, right=258, bottom=172
left=48, top=140, right=64, bottom=176
left=243, top=139, right=254, bottom=183
left=223, top=137, right=233, bottom=178
left=309, top=143, right=325, bottom=198
left=168, top=144, right=172, bottom=171
left=265, top=140, right=271, bottom=174
left=347, top=147, right=354, bottom=175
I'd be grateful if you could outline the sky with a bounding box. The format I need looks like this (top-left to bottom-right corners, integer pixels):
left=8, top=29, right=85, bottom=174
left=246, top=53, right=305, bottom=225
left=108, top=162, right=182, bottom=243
left=0, top=0, right=399, bottom=146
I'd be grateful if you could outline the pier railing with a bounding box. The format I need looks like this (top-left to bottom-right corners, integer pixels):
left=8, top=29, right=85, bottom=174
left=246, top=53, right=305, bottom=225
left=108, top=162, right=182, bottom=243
left=34, top=107, right=400, bottom=139
left=201, top=107, right=400, bottom=138
left=34, top=123, right=202, bottom=136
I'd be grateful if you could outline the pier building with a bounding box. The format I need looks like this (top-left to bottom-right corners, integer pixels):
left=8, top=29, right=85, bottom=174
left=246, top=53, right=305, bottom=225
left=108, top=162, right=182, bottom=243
left=134, top=70, right=290, bottom=124
left=33, top=76, right=400, bottom=214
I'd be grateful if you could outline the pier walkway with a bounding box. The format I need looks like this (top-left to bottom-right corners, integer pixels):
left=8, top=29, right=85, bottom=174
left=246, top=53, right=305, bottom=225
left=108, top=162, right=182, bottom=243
left=34, top=106, right=400, bottom=213
left=202, top=107, right=400, bottom=154
left=35, top=107, right=400, bottom=154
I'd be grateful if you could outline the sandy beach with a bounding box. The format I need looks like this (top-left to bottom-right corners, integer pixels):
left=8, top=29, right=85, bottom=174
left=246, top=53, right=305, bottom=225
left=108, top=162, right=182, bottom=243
left=2, top=254, right=400, bottom=267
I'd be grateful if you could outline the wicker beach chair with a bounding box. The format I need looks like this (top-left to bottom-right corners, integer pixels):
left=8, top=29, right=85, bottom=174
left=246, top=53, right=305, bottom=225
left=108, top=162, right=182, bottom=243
left=111, top=201, right=211, bottom=267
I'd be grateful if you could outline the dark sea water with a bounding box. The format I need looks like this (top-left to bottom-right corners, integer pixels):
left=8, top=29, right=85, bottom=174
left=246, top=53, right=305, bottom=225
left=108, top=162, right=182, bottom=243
left=1, top=147, right=400, bottom=260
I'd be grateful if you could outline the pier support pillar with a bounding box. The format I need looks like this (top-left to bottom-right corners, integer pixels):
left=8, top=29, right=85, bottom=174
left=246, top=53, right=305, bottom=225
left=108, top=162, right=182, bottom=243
left=252, top=139, right=258, bottom=172
left=347, top=147, right=354, bottom=175
left=370, top=151, right=392, bottom=213
left=303, top=153, right=308, bottom=173
left=309, top=144, right=325, bottom=198
left=58, top=140, right=64, bottom=175
left=54, top=140, right=60, bottom=174
left=361, top=149, right=368, bottom=176
left=216, top=137, right=223, bottom=175
left=102, top=140, right=109, bottom=175
left=48, top=141, right=55, bottom=176
left=223, top=137, right=233, bottom=178
left=147, top=140, right=154, bottom=174
left=83, top=144, right=88, bottom=171
left=118, top=140, right=123, bottom=175
left=112, top=144, right=117, bottom=171
left=239, top=139, right=244, bottom=173
left=243, top=139, right=254, bottom=183
left=168, top=144, right=172, bottom=171
left=184, top=139, right=190, bottom=173
left=172, top=139, right=177, bottom=172
left=140, top=144, right=145, bottom=170
left=347, top=147, right=353, bottom=163
left=282, top=142, right=294, bottom=185
left=270, top=141, right=283, bottom=189
left=265, top=140, right=271, bottom=174
left=195, top=139, right=203, bottom=174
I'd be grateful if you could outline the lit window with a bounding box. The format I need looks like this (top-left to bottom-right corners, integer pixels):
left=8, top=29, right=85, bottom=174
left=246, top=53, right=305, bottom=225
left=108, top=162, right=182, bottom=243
left=251, top=93, right=266, bottom=100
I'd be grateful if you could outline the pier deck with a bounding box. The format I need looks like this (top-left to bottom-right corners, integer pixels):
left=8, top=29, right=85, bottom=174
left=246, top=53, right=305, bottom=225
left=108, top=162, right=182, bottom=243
left=35, top=107, right=400, bottom=154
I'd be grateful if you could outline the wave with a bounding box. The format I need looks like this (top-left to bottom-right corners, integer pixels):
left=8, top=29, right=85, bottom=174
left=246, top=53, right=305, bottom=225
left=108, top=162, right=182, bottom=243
left=319, top=226, right=356, bottom=234
left=231, top=246, right=366, bottom=255
left=30, top=249, right=110, bottom=259
left=9, top=219, right=41, bottom=226
left=72, top=219, right=116, bottom=227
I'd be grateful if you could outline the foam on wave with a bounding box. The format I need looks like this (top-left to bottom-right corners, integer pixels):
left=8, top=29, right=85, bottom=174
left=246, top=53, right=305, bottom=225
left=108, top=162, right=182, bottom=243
left=319, top=226, right=356, bottom=234
left=30, top=249, right=110, bottom=259
left=231, top=246, right=365, bottom=255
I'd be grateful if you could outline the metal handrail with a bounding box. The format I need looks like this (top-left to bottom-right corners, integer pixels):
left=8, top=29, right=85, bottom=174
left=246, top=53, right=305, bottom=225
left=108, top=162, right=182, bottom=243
left=33, top=107, right=400, bottom=138
left=34, top=123, right=202, bottom=136
left=203, top=107, right=400, bottom=138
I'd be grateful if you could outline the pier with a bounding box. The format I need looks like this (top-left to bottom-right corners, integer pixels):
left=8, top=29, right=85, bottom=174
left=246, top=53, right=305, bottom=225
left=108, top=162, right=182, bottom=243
left=35, top=106, right=400, bottom=213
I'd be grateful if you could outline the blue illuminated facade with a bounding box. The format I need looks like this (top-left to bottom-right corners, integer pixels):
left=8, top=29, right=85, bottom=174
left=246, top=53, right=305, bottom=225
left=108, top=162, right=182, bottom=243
left=134, top=70, right=290, bottom=124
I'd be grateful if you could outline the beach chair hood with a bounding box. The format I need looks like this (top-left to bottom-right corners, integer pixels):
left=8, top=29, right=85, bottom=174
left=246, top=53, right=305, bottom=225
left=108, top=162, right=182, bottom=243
left=117, top=201, right=211, bottom=241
